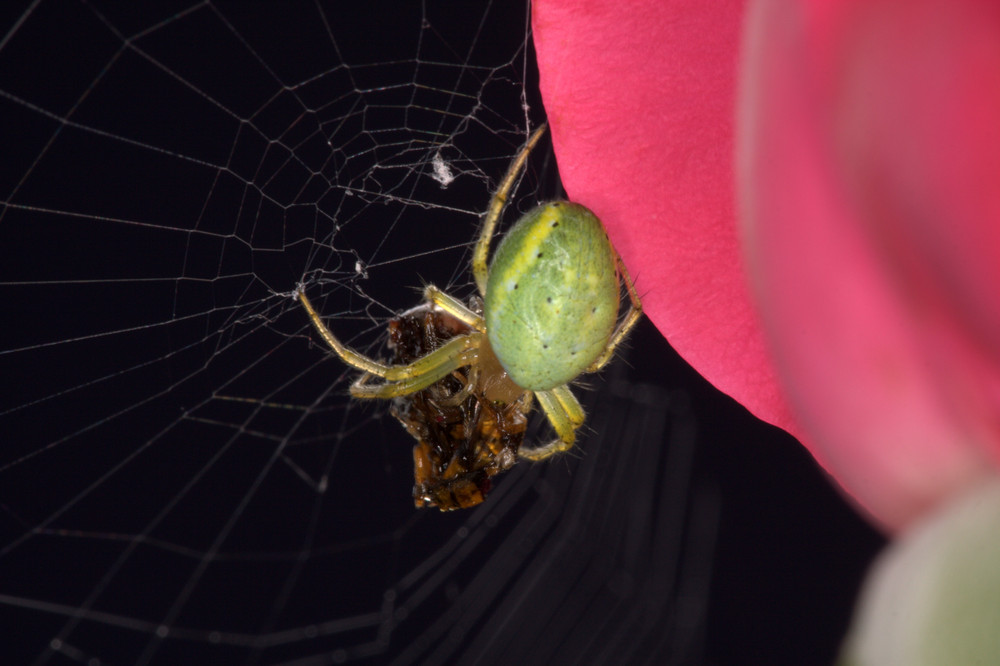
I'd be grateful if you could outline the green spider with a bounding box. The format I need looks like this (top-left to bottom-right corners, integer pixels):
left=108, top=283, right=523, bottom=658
left=298, top=123, right=642, bottom=461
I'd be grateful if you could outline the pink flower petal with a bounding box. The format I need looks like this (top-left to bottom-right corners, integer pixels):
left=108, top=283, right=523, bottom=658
left=534, top=0, right=1000, bottom=531
left=738, top=0, right=1000, bottom=530
left=532, top=0, right=798, bottom=437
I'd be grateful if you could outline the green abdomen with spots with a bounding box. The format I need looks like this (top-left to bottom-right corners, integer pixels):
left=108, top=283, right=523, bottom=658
left=484, top=201, right=620, bottom=391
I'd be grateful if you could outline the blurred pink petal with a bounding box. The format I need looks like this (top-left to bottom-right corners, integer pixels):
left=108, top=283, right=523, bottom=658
left=739, top=0, right=1000, bottom=530
left=531, top=0, right=798, bottom=436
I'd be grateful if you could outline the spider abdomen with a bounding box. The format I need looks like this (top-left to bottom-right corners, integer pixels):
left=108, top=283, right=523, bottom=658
left=484, top=201, right=620, bottom=391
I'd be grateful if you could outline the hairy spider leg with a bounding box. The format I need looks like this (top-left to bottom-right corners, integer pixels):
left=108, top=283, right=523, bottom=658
left=422, top=285, right=485, bottom=331
left=585, top=250, right=644, bottom=373
left=521, top=384, right=587, bottom=461
left=298, top=289, right=483, bottom=399
left=472, top=123, right=549, bottom=297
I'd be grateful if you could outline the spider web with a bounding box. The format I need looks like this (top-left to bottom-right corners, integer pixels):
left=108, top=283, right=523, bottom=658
left=0, top=2, right=883, bottom=665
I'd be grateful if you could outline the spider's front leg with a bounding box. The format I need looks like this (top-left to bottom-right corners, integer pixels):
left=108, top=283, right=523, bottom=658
left=472, top=123, right=548, bottom=297
left=422, top=285, right=485, bottom=332
left=298, top=289, right=483, bottom=399
left=346, top=334, right=482, bottom=398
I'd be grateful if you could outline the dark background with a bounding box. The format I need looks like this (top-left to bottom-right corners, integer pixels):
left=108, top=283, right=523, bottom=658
left=0, top=2, right=883, bottom=664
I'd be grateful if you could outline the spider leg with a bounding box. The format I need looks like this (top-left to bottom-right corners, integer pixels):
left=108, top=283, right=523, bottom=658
left=423, top=285, right=485, bottom=331
left=520, top=385, right=585, bottom=461
left=472, top=123, right=548, bottom=297
left=298, top=289, right=483, bottom=398
left=585, top=248, right=643, bottom=374
left=550, top=384, right=586, bottom=428
left=347, top=338, right=481, bottom=398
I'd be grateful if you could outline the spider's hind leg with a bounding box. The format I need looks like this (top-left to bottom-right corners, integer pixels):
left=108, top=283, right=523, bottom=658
left=519, top=385, right=585, bottom=461
left=584, top=250, right=643, bottom=374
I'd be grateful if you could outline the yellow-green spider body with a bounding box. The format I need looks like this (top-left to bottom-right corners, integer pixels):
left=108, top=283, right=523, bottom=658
left=297, top=123, right=642, bottom=482
left=485, top=201, right=620, bottom=390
